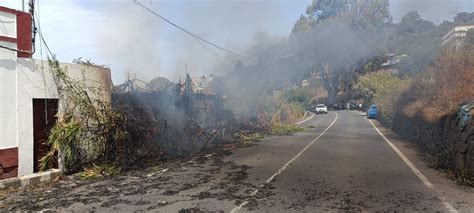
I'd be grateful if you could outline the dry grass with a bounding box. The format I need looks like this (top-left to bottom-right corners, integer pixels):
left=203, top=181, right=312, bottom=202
left=406, top=46, right=474, bottom=121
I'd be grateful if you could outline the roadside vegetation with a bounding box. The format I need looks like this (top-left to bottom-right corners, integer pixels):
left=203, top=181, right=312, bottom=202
left=40, top=58, right=158, bottom=177
left=235, top=87, right=311, bottom=147
left=356, top=71, right=412, bottom=128
left=41, top=58, right=312, bottom=178
left=356, top=44, right=474, bottom=185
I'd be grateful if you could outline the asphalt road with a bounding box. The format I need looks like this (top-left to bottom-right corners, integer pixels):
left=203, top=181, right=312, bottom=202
left=226, top=111, right=474, bottom=212
left=2, top=111, right=473, bottom=212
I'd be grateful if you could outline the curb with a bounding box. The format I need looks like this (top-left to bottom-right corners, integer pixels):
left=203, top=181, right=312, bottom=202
left=0, top=169, right=62, bottom=190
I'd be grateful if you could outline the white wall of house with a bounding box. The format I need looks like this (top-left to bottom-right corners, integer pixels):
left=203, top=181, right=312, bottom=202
left=0, top=42, right=17, bottom=150
left=0, top=9, right=18, bottom=151
left=14, top=59, right=112, bottom=176
left=442, top=25, right=474, bottom=49
left=16, top=59, right=59, bottom=176
left=1, top=7, right=112, bottom=178
left=1, top=53, right=112, bottom=177
left=0, top=11, right=17, bottom=38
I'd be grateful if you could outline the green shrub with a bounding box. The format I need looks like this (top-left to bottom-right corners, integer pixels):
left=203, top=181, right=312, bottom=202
left=283, top=87, right=313, bottom=107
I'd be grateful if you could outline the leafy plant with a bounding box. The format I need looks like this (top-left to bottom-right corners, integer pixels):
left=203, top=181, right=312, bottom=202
left=79, top=163, right=121, bottom=179
left=40, top=120, right=81, bottom=171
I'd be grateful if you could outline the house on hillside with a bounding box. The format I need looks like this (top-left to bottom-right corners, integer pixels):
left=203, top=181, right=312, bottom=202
left=381, top=54, right=408, bottom=68
left=442, top=25, right=474, bottom=50
left=192, top=75, right=212, bottom=94
left=0, top=6, right=112, bottom=180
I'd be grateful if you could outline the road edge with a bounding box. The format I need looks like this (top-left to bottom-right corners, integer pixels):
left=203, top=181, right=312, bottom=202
left=297, top=112, right=315, bottom=125
left=368, top=119, right=458, bottom=213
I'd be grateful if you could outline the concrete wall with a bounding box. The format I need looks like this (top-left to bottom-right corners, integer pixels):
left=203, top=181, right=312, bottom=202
left=0, top=9, right=20, bottom=179
left=53, top=62, right=113, bottom=103
left=0, top=11, right=17, bottom=39
left=0, top=42, right=17, bottom=150
left=0, top=6, right=113, bottom=179
left=16, top=59, right=59, bottom=176
left=442, top=25, right=474, bottom=49
left=15, top=59, right=112, bottom=176
left=1, top=57, right=112, bottom=177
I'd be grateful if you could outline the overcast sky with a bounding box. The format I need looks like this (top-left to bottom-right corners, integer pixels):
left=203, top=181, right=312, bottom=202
left=1, top=0, right=473, bottom=83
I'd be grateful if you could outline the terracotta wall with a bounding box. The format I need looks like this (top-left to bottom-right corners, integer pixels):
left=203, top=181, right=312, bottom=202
left=0, top=147, right=18, bottom=180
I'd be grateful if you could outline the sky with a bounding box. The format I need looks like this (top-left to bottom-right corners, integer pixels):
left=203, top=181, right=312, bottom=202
left=0, top=0, right=473, bottom=84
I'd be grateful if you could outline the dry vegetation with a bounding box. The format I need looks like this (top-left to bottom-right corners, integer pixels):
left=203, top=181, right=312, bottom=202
left=357, top=45, right=474, bottom=183
left=358, top=45, right=473, bottom=123
left=407, top=46, right=474, bottom=121
left=40, top=58, right=159, bottom=175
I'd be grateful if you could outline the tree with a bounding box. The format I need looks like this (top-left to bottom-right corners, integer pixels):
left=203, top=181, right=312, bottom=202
left=397, top=11, right=436, bottom=35
left=292, top=15, right=313, bottom=33
left=350, top=0, right=392, bottom=29
left=290, top=0, right=390, bottom=104
left=453, top=12, right=474, bottom=25
left=304, top=0, right=391, bottom=29
left=306, top=0, right=350, bottom=20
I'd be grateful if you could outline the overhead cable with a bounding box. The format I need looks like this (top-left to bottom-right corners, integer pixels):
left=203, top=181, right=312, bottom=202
left=134, top=0, right=250, bottom=60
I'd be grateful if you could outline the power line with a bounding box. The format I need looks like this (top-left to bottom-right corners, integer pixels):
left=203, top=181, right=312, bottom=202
left=192, top=37, right=227, bottom=63
left=0, top=44, right=31, bottom=53
left=133, top=0, right=250, bottom=60
left=31, top=0, right=54, bottom=57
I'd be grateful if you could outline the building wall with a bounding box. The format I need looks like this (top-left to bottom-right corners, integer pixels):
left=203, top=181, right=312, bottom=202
left=442, top=25, right=474, bottom=49
left=0, top=8, right=20, bottom=179
left=0, top=5, right=112, bottom=179
left=15, top=59, right=112, bottom=176
left=15, top=12, right=32, bottom=58
left=0, top=11, right=17, bottom=39
left=0, top=42, right=17, bottom=150
left=1, top=57, right=112, bottom=178
left=16, top=59, right=59, bottom=176
left=0, top=43, right=18, bottom=179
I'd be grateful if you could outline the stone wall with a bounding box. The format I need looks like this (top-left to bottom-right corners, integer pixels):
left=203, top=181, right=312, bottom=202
left=383, top=103, right=474, bottom=181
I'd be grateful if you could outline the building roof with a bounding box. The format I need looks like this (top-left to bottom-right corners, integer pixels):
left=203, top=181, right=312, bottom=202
left=442, top=25, right=474, bottom=41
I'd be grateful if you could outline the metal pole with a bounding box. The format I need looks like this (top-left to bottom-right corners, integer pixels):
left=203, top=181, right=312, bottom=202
left=22, top=0, right=25, bottom=11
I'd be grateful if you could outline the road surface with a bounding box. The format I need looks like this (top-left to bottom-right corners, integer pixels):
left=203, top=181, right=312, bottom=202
left=226, top=111, right=469, bottom=212
left=2, top=111, right=473, bottom=212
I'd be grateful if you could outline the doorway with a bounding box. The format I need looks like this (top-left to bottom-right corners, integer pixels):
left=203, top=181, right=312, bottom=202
left=33, top=99, right=59, bottom=172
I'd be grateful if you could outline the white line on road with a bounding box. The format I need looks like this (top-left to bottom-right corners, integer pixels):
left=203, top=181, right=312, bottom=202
left=230, top=112, right=339, bottom=213
left=297, top=112, right=315, bottom=125
left=368, top=119, right=458, bottom=213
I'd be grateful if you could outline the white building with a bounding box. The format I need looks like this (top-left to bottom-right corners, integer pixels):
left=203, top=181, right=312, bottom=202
left=442, top=25, right=474, bottom=49
left=192, top=75, right=211, bottom=94
left=381, top=54, right=408, bottom=67
left=0, top=6, right=112, bottom=180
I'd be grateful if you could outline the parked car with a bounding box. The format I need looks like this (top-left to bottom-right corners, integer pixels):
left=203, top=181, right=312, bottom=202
left=367, top=105, right=377, bottom=119
left=455, top=101, right=474, bottom=130
left=315, top=104, right=328, bottom=114
left=332, top=103, right=342, bottom=110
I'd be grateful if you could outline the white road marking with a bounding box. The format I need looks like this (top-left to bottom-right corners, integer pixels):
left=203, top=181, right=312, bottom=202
left=297, top=112, right=315, bottom=125
left=368, top=119, right=458, bottom=213
left=230, top=112, right=339, bottom=213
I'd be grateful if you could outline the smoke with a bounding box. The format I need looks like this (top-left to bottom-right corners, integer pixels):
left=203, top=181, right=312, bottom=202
left=71, top=0, right=472, bottom=120
left=167, top=0, right=310, bottom=79
left=71, top=0, right=311, bottom=83
left=300, top=21, right=373, bottom=71
left=228, top=20, right=375, bottom=111
left=87, top=2, right=166, bottom=81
